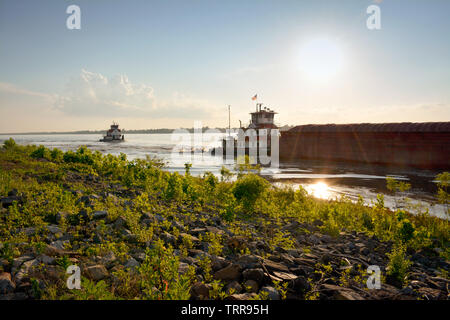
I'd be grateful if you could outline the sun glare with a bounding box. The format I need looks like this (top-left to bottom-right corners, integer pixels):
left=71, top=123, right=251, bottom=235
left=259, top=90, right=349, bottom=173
left=298, top=38, right=344, bottom=83
left=306, top=182, right=330, bottom=199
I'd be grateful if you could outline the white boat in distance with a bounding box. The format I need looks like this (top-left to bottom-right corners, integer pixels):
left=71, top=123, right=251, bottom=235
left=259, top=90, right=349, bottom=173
left=99, top=122, right=125, bottom=142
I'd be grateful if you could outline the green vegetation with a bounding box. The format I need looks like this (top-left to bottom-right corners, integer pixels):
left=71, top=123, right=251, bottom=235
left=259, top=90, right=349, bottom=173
left=0, top=139, right=448, bottom=300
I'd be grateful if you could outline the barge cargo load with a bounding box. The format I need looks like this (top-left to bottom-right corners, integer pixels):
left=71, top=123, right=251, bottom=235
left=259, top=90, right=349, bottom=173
left=279, top=122, right=450, bottom=170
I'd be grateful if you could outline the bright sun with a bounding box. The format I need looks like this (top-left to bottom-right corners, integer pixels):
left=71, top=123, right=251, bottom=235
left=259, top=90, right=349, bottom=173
left=299, top=38, right=344, bottom=83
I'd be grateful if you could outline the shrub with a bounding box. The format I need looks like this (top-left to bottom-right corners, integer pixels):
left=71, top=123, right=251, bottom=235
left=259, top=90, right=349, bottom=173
left=232, top=174, right=269, bottom=213
left=435, top=172, right=449, bottom=217
left=386, top=244, right=412, bottom=287
left=138, top=240, right=193, bottom=300
left=2, top=138, right=16, bottom=149
left=30, top=145, right=50, bottom=160
left=397, top=219, right=415, bottom=243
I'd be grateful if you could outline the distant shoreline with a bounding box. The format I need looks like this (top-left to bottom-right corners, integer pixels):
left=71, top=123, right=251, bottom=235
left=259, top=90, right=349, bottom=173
left=0, top=128, right=228, bottom=135
left=0, top=125, right=294, bottom=135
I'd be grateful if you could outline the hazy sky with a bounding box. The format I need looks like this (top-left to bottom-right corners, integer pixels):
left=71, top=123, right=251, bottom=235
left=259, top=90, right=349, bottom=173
left=0, top=0, right=449, bottom=132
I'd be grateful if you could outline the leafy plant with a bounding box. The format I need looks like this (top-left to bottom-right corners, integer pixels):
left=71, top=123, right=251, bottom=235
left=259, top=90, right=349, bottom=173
left=386, top=243, right=412, bottom=287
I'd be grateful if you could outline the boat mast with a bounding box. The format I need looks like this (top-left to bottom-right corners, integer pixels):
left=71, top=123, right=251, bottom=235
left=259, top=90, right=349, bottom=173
left=228, top=105, right=231, bottom=137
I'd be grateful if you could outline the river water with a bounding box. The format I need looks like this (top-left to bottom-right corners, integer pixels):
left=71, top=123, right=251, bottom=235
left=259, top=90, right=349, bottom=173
left=0, top=133, right=447, bottom=219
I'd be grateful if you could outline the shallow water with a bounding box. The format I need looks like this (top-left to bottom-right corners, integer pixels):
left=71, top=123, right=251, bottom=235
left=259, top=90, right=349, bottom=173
left=0, top=133, right=447, bottom=219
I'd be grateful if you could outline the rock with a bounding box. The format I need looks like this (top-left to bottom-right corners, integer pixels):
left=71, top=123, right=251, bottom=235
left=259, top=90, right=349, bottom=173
left=242, top=268, right=265, bottom=284
left=101, top=251, right=117, bottom=268
left=290, top=276, right=310, bottom=293
left=255, top=241, right=270, bottom=252
left=400, top=286, right=416, bottom=296
left=189, top=228, right=206, bottom=236
left=171, top=220, right=184, bottom=231
left=236, top=255, right=262, bottom=269
left=226, top=280, right=243, bottom=294
left=93, top=210, right=108, bottom=220
left=14, top=259, right=38, bottom=285
left=260, top=286, right=280, bottom=300
left=0, top=292, right=28, bottom=300
left=416, top=287, right=443, bottom=300
left=227, top=236, right=247, bottom=250
left=179, top=233, right=200, bottom=244
left=205, top=225, right=224, bottom=235
left=178, top=262, right=190, bottom=274
left=0, top=258, right=10, bottom=272
left=50, top=240, right=69, bottom=251
left=12, top=255, right=35, bottom=272
left=262, top=259, right=290, bottom=273
left=44, top=244, right=64, bottom=257
left=46, top=225, right=62, bottom=235
left=270, top=271, right=297, bottom=282
left=21, top=227, right=37, bottom=236
left=319, top=253, right=333, bottom=265
left=291, top=265, right=314, bottom=277
left=132, top=252, right=146, bottom=263
left=114, top=216, right=127, bottom=228
left=7, top=189, right=18, bottom=197
left=226, top=293, right=258, bottom=300
left=36, top=254, right=55, bottom=265
left=286, top=249, right=301, bottom=258
left=190, top=281, right=209, bottom=299
left=189, top=249, right=210, bottom=260
left=124, top=258, right=140, bottom=269
left=85, top=265, right=108, bottom=281
left=321, top=284, right=365, bottom=300
left=213, top=264, right=241, bottom=281
left=211, top=256, right=229, bottom=272
left=0, top=196, right=21, bottom=208
left=312, top=219, right=323, bottom=227
left=243, top=280, right=259, bottom=293
left=308, top=234, right=321, bottom=245
left=161, top=232, right=176, bottom=246
left=0, top=272, right=15, bottom=294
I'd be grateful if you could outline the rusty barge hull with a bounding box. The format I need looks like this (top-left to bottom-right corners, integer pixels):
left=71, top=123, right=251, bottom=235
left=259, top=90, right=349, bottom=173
left=279, top=122, right=450, bottom=170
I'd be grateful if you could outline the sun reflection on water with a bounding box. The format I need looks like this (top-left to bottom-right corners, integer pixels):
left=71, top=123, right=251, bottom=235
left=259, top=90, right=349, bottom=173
left=305, top=182, right=331, bottom=199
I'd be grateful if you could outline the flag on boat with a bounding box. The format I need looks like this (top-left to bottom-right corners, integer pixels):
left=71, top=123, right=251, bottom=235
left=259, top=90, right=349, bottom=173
left=251, top=94, right=257, bottom=101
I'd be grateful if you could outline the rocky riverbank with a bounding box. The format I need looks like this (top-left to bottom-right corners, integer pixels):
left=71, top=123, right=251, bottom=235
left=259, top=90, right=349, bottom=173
left=0, top=140, right=448, bottom=300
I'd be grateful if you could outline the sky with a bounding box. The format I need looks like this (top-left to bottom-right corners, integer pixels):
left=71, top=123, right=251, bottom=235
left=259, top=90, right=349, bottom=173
left=0, top=0, right=449, bottom=133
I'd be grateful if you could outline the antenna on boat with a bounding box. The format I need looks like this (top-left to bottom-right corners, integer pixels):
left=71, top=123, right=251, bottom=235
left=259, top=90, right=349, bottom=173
left=228, top=105, right=231, bottom=137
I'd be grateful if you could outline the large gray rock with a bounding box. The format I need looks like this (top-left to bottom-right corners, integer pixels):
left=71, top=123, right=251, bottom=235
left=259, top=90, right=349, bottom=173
left=46, top=225, right=62, bottom=235
left=190, top=281, right=210, bottom=299
left=213, top=264, right=241, bottom=281
left=124, top=257, right=140, bottom=269
left=93, top=210, right=108, bottom=220
left=85, top=265, right=108, bottom=281
left=243, top=268, right=265, bottom=284
left=14, top=259, right=39, bottom=285
left=321, top=284, right=365, bottom=300
left=50, top=240, right=69, bottom=251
